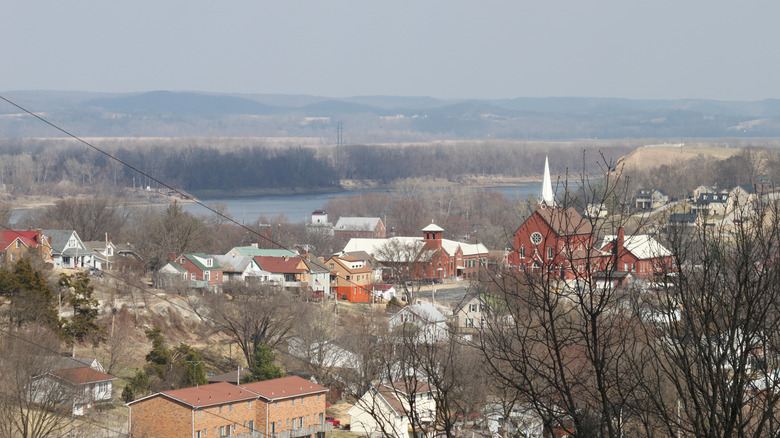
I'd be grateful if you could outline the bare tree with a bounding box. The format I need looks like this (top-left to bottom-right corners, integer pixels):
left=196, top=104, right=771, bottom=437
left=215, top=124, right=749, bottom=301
left=194, top=282, right=297, bottom=367
left=375, top=238, right=428, bottom=305
left=0, top=325, right=75, bottom=438
left=634, top=199, right=780, bottom=438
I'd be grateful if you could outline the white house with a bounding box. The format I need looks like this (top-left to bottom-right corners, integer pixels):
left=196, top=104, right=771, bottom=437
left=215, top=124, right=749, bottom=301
left=389, top=302, right=448, bottom=344
left=43, top=230, right=87, bottom=269
left=349, top=381, right=437, bottom=438
left=33, top=358, right=114, bottom=416
left=212, top=255, right=270, bottom=283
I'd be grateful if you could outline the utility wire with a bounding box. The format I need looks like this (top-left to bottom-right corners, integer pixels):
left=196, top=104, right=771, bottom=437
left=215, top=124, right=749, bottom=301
left=0, top=94, right=376, bottom=294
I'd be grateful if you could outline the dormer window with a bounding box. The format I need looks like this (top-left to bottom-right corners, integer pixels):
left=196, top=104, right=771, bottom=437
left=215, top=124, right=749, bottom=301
left=181, top=257, right=186, bottom=264
left=206, top=258, right=213, bottom=267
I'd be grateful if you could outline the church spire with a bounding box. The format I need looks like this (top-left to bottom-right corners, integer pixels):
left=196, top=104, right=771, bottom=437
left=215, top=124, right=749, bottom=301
left=541, top=155, right=555, bottom=207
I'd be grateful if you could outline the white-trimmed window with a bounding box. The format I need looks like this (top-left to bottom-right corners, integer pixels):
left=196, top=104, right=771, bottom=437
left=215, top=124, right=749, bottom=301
left=205, top=271, right=211, bottom=281
left=191, top=273, right=196, bottom=281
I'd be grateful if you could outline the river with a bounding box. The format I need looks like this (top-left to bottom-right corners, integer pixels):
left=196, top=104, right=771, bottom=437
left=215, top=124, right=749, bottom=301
left=183, top=182, right=541, bottom=224
left=9, top=183, right=541, bottom=224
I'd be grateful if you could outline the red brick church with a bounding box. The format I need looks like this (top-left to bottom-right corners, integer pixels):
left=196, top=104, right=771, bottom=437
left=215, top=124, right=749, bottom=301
left=508, top=157, right=671, bottom=281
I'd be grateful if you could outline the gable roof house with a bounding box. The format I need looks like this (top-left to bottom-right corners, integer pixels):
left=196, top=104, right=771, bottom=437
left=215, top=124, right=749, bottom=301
left=212, top=254, right=271, bottom=283
left=349, top=381, right=437, bottom=438
left=33, top=357, right=114, bottom=416
left=43, top=229, right=88, bottom=269
left=334, top=217, right=386, bottom=240
left=635, top=189, right=668, bottom=211
left=254, top=255, right=310, bottom=290
left=303, top=256, right=331, bottom=299
left=599, top=227, right=673, bottom=281
left=82, top=240, right=115, bottom=271
left=160, top=253, right=224, bottom=292
left=0, top=229, right=53, bottom=265
left=389, top=302, right=449, bottom=344
left=226, top=246, right=298, bottom=258
left=326, top=255, right=373, bottom=303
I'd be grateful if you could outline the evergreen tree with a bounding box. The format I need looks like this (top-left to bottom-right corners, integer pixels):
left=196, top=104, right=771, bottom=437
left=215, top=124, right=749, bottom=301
left=246, top=343, right=284, bottom=382
left=57, top=272, right=102, bottom=347
left=173, top=343, right=207, bottom=388
left=0, top=258, right=58, bottom=328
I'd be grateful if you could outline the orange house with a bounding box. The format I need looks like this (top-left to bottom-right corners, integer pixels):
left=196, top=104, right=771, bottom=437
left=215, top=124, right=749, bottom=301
left=0, top=229, right=53, bottom=265
left=326, top=255, right=372, bottom=303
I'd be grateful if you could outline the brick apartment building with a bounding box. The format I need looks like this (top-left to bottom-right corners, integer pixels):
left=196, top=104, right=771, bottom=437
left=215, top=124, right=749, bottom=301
left=128, top=376, right=329, bottom=438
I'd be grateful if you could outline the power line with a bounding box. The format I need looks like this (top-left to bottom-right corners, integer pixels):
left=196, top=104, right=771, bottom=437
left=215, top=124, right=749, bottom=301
left=0, top=94, right=375, bottom=293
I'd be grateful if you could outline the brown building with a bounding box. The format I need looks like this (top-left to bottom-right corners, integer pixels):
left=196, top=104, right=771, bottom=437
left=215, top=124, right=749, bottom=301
left=0, top=229, right=53, bottom=265
left=128, top=376, right=329, bottom=438
left=241, top=376, right=329, bottom=438
left=128, top=381, right=258, bottom=438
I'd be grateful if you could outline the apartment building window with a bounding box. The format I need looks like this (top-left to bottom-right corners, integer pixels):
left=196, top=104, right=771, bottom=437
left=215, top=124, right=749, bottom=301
left=228, top=403, right=232, bottom=412
left=293, top=418, right=297, bottom=429
left=275, top=401, right=278, bottom=409
left=301, top=396, right=304, bottom=405
left=300, top=416, right=304, bottom=427
left=219, top=406, right=222, bottom=414
left=320, top=413, right=324, bottom=424
left=292, top=398, right=295, bottom=406
left=219, top=426, right=224, bottom=436
left=198, top=409, right=202, bottom=418
left=249, top=421, right=255, bottom=432
left=318, top=394, right=321, bottom=402
left=196, top=431, right=201, bottom=438
left=248, top=400, right=252, bottom=409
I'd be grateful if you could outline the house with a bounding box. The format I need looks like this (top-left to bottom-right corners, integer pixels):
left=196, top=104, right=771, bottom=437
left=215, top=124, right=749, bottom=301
left=83, top=240, right=142, bottom=271
left=325, top=255, right=373, bottom=303
left=0, top=229, right=53, bottom=264
left=691, top=191, right=730, bottom=217
left=82, top=240, right=116, bottom=270
left=33, top=357, right=114, bottom=416
left=128, top=381, right=260, bottom=438
left=389, top=302, right=448, bottom=343
left=33, top=366, right=115, bottom=416
left=349, top=381, right=437, bottom=438
left=334, top=217, right=386, bottom=240
left=584, top=203, right=608, bottom=219
left=254, top=255, right=310, bottom=290
left=303, top=256, right=331, bottom=299
left=599, top=227, right=673, bottom=279
left=160, top=253, right=224, bottom=292
left=43, top=229, right=88, bottom=269
left=455, top=294, right=489, bottom=335
left=635, top=189, right=668, bottom=211
left=213, top=254, right=271, bottom=283
left=372, top=284, right=397, bottom=302
left=729, top=184, right=757, bottom=207
left=239, top=375, right=330, bottom=438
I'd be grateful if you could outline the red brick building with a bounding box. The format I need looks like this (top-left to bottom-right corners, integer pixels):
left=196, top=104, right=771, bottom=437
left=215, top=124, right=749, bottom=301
left=128, top=377, right=329, bottom=438
left=128, top=381, right=258, bottom=438
left=241, top=376, right=329, bottom=438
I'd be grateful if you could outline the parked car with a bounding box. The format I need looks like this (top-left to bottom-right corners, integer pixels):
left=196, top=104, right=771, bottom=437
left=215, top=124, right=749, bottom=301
left=86, top=267, right=104, bottom=278
left=326, top=417, right=341, bottom=427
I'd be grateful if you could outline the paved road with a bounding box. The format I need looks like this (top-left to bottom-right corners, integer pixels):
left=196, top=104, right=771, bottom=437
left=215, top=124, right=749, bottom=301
left=415, top=282, right=474, bottom=308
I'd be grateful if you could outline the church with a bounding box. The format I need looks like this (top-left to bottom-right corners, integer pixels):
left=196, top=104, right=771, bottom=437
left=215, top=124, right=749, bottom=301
left=507, top=157, right=672, bottom=282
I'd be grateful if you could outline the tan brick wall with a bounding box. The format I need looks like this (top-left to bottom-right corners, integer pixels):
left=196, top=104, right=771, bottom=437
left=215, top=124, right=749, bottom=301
left=256, top=393, right=327, bottom=436
left=194, top=399, right=257, bottom=437
left=130, top=395, right=192, bottom=438
left=130, top=396, right=257, bottom=438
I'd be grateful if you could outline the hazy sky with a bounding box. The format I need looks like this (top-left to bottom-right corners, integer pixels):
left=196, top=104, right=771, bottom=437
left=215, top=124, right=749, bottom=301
left=4, top=1, right=779, bottom=101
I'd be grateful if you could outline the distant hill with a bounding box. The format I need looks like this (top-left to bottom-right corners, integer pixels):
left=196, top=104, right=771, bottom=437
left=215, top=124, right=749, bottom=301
left=2, top=90, right=780, bottom=140
left=81, top=90, right=281, bottom=115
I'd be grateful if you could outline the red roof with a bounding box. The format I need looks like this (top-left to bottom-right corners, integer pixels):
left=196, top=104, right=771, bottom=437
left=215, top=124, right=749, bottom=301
left=0, top=230, right=41, bottom=251
left=133, top=381, right=259, bottom=408
left=240, top=376, right=327, bottom=401
left=254, top=256, right=307, bottom=274
left=51, top=366, right=115, bottom=385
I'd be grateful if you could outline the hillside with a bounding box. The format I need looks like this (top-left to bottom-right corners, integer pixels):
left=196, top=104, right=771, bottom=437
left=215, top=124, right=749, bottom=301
left=616, top=144, right=742, bottom=174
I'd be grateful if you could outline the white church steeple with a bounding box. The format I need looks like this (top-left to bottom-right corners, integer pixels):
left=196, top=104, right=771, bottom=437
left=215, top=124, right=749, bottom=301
left=540, top=156, right=555, bottom=207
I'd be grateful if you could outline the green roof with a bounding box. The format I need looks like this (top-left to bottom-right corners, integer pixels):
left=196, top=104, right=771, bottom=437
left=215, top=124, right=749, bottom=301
left=230, top=247, right=297, bottom=257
